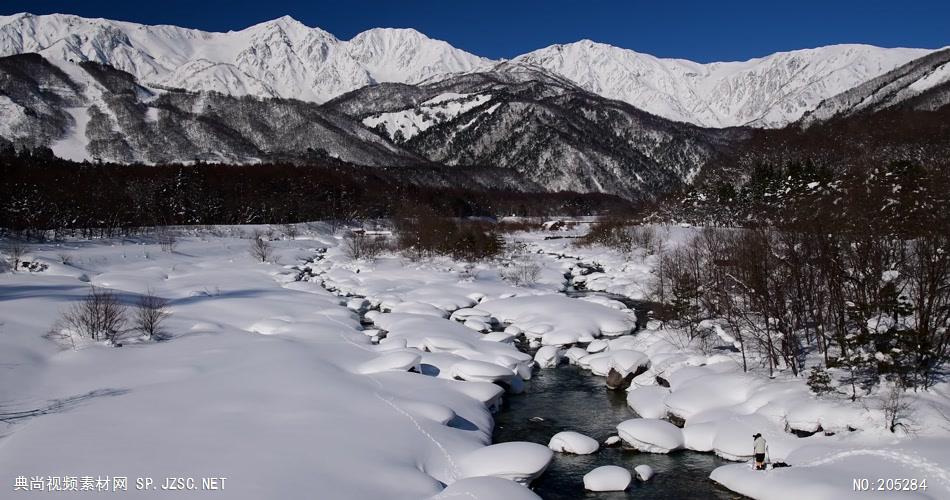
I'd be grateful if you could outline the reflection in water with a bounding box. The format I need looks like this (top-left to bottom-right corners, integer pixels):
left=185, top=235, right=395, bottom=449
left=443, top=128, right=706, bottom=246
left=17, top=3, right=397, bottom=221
left=493, top=365, right=744, bottom=499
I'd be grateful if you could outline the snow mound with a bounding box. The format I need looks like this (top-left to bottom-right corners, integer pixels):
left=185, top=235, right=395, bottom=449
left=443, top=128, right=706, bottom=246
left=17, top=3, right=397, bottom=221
left=548, top=431, right=599, bottom=455
left=583, top=465, right=631, bottom=492
left=617, top=418, right=685, bottom=453
left=477, top=295, right=634, bottom=346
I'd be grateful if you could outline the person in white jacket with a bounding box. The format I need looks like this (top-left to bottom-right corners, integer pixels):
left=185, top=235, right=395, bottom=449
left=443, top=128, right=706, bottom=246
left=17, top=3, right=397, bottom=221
left=753, top=433, right=768, bottom=470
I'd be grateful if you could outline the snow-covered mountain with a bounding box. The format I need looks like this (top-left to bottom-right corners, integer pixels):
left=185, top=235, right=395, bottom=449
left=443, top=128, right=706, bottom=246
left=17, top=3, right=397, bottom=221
left=0, top=12, right=938, bottom=129
left=0, top=13, right=492, bottom=103
left=328, top=62, right=739, bottom=198
left=0, top=53, right=420, bottom=165
left=515, top=40, right=932, bottom=128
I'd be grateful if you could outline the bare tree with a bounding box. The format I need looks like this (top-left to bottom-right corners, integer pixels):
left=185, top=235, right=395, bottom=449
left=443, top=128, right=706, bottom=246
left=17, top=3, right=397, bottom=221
left=57, top=252, right=74, bottom=266
left=502, top=241, right=542, bottom=286
left=881, top=382, right=914, bottom=433
left=3, top=242, right=27, bottom=271
left=249, top=231, right=273, bottom=262
left=157, top=228, right=177, bottom=253
left=283, top=223, right=299, bottom=240
left=133, top=288, right=171, bottom=341
left=60, top=287, right=127, bottom=345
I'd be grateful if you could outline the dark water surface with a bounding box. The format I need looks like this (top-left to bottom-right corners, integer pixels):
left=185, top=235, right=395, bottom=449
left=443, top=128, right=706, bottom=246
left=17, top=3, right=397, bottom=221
left=493, top=365, right=743, bottom=499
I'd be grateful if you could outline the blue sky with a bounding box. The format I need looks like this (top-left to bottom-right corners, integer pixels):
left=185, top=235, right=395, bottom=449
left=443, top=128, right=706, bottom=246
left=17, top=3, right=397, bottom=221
left=4, top=1, right=948, bottom=62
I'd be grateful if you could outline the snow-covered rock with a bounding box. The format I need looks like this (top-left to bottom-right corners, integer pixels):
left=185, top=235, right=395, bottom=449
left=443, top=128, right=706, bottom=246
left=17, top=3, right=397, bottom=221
left=626, top=385, right=671, bottom=419
left=548, top=431, right=600, bottom=455
left=617, top=418, right=685, bottom=453
left=534, top=346, right=564, bottom=369
left=634, top=464, right=654, bottom=482
left=583, top=465, right=631, bottom=492
left=449, top=360, right=515, bottom=384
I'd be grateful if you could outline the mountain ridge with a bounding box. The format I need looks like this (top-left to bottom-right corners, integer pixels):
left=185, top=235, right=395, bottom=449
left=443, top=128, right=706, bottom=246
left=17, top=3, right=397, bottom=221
left=0, top=12, right=938, bottom=128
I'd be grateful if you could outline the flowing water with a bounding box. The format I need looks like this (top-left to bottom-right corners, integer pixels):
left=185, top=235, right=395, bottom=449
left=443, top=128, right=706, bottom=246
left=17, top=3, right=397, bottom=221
left=493, top=365, right=743, bottom=499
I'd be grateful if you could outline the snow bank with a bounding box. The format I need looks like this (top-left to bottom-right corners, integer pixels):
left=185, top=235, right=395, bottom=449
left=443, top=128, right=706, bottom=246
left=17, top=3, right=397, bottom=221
left=433, top=477, right=541, bottom=500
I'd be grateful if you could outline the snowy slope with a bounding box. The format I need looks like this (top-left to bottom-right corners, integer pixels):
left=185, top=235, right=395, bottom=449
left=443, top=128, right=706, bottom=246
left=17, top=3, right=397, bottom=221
left=0, top=13, right=492, bottom=103
left=803, top=47, right=950, bottom=124
left=515, top=40, right=932, bottom=128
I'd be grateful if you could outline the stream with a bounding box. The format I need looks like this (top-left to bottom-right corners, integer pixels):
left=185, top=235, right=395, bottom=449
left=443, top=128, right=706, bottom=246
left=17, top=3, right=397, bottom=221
left=301, top=253, right=744, bottom=498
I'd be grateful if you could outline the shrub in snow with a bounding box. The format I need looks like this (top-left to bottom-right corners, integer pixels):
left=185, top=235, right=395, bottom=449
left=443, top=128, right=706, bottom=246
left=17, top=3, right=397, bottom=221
left=583, top=465, right=631, bottom=492
left=2, top=241, right=28, bottom=271
left=457, top=442, right=553, bottom=485
left=132, top=288, right=171, bottom=341
left=248, top=232, right=273, bottom=262
left=548, top=431, right=599, bottom=454
left=58, top=286, right=127, bottom=346
left=617, top=418, right=685, bottom=453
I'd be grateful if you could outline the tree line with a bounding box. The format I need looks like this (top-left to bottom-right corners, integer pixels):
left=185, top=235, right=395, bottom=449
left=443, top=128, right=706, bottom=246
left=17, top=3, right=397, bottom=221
left=0, top=148, right=634, bottom=239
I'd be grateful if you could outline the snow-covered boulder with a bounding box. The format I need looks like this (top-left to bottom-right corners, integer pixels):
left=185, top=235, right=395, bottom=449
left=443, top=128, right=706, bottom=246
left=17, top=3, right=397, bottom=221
left=390, top=301, right=449, bottom=318
left=534, top=346, right=564, bottom=369
left=481, top=331, right=515, bottom=344
left=463, top=318, right=491, bottom=332
left=617, top=418, right=685, bottom=453
left=457, top=442, right=553, bottom=485
left=599, top=317, right=635, bottom=336
left=586, top=339, right=609, bottom=353
left=450, top=360, right=515, bottom=384
left=423, top=337, right=471, bottom=353
left=626, top=386, right=671, bottom=419
left=450, top=307, right=492, bottom=321
left=564, top=347, right=589, bottom=365
left=634, top=464, right=654, bottom=481
left=548, top=431, right=599, bottom=455
left=583, top=465, right=631, bottom=492
left=609, top=349, right=650, bottom=376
